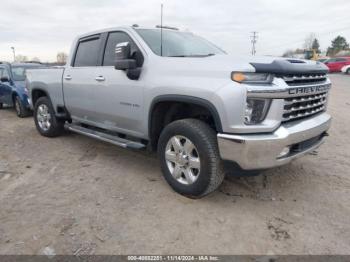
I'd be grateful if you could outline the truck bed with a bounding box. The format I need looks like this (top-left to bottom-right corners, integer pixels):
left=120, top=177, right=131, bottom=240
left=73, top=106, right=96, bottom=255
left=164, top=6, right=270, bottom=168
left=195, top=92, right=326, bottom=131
left=26, top=67, right=65, bottom=111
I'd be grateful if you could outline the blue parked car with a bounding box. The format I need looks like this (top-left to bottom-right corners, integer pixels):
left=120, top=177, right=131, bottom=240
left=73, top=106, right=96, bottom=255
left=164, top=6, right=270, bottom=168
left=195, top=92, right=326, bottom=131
left=0, top=62, right=44, bottom=117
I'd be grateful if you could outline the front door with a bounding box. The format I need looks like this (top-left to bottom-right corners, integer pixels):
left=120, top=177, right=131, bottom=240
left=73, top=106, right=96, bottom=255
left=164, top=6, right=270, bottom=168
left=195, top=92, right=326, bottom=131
left=91, top=31, right=145, bottom=136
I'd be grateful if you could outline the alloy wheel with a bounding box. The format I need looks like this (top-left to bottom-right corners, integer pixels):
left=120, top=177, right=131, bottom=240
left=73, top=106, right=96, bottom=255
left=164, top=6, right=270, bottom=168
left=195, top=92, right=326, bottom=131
left=165, top=135, right=201, bottom=185
left=37, top=104, right=51, bottom=131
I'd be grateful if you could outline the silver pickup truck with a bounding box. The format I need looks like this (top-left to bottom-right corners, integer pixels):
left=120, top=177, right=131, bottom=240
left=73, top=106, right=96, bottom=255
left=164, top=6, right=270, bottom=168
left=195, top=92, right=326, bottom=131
left=26, top=26, right=331, bottom=198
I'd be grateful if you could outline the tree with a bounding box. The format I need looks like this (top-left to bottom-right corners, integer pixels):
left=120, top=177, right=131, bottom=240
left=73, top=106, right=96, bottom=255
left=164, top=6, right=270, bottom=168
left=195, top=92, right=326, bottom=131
left=57, top=52, right=68, bottom=64
left=303, top=33, right=317, bottom=50
left=15, top=55, right=28, bottom=62
left=311, top=38, right=320, bottom=53
left=327, top=35, right=349, bottom=56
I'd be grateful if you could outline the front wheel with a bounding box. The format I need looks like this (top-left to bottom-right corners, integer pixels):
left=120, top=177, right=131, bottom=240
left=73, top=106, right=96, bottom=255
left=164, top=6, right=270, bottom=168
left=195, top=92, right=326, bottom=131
left=347, top=68, right=350, bottom=75
left=34, top=97, right=64, bottom=137
left=158, top=119, right=225, bottom=198
left=0, top=103, right=3, bottom=109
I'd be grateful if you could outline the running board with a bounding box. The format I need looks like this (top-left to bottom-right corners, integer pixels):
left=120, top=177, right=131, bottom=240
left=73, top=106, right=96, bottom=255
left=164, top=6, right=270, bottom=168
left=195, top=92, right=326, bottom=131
left=65, top=123, right=146, bottom=149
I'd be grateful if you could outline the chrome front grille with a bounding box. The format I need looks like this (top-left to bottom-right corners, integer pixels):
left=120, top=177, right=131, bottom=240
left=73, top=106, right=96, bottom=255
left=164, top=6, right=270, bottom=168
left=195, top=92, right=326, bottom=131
left=282, top=73, right=327, bottom=86
left=282, top=92, right=328, bottom=122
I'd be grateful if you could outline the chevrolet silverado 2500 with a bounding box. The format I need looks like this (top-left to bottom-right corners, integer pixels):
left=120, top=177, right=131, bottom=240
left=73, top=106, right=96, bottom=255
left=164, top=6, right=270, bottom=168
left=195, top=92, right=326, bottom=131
left=26, top=26, right=332, bottom=198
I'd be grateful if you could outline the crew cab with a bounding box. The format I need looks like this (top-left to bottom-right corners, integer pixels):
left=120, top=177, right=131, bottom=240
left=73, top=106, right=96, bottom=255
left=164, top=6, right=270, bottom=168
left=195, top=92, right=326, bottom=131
left=26, top=26, right=332, bottom=198
left=0, top=62, right=43, bottom=117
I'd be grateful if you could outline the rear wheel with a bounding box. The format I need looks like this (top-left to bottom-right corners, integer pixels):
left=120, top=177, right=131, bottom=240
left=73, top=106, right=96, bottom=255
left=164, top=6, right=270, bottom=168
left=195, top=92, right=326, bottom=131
left=34, top=97, right=64, bottom=137
left=14, top=96, right=31, bottom=118
left=158, top=119, right=225, bottom=198
left=0, top=103, right=3, bottom=109
left=347, top=68, right=350, bottom=75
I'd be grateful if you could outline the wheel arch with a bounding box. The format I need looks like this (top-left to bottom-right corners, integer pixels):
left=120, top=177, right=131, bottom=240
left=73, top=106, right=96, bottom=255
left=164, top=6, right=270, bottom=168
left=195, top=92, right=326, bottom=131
left=31, top=88, right=50, bottom=107
left=11, top=91, right=19, bottom=102
left=148, top=95, right=223, bottom=150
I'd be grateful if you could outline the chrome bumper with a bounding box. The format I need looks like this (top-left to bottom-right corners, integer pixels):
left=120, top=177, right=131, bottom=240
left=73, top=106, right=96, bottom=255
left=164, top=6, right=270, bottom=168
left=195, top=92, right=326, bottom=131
left=217, top=113, right=331, bottom=170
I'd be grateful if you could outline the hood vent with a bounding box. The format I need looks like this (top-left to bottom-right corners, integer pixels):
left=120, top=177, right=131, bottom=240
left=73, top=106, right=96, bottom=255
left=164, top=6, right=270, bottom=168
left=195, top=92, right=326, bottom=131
left=251, top=59, right=328, bottom=75
left=287, top=59, right=305, bottom=64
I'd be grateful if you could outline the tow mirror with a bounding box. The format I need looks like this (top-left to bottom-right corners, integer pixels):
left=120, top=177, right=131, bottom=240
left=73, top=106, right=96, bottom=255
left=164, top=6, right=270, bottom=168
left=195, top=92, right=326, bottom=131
left=116, top=42, right=131, bottom=60
left=114, top=42, right=137, bottom=70
left=0, top=76, right=9, bottom=82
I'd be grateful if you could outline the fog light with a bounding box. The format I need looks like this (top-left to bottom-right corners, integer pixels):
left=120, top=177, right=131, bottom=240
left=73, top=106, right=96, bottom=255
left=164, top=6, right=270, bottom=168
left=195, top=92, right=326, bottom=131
left=244, top=98, right=271, bottom=125
left=278, top=147, right=290, bottom=158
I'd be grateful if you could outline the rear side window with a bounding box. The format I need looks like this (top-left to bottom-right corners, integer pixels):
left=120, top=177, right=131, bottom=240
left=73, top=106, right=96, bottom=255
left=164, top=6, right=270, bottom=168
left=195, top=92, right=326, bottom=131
left=74, top=36, right=101, bottom=67
left=103, top=31, right=143, bottom=67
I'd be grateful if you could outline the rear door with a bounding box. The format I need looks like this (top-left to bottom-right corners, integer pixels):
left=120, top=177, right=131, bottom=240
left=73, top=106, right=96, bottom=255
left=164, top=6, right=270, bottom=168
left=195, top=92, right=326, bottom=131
left=63, top=34, right=104, bottom=123
left=0, top=66, right=13, bottom=105
left=325, top=58, right=336, bottom=72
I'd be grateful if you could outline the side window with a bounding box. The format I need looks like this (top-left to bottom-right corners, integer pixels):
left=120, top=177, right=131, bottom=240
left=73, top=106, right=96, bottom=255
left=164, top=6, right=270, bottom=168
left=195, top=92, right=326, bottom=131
left=0, top=68, right=10, bottom=78
left=74, top=36, right=101, bottom=67
left=103, top=32, right=144, bottom=67
left=336, top=58, right=346, bottom=62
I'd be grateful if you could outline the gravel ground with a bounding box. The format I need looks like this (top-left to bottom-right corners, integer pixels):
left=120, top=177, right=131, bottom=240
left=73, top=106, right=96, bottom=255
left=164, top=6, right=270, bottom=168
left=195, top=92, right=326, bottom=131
left=0, top=74, right=349, bottom=255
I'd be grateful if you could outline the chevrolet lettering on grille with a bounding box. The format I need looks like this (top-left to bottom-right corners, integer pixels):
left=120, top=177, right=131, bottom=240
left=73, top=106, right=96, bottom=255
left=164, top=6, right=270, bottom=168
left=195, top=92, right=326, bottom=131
left=288, top=83, right=331, bottom=95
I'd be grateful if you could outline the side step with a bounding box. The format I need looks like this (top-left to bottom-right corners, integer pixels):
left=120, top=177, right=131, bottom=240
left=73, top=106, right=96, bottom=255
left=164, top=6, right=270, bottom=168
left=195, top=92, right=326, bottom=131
left=65, top=123, right=146, bottom=149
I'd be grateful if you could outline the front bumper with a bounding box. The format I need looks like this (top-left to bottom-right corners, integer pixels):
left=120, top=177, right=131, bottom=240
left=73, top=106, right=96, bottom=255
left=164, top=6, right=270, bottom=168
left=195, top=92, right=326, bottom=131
left=217, top=113, right=331, bottom=170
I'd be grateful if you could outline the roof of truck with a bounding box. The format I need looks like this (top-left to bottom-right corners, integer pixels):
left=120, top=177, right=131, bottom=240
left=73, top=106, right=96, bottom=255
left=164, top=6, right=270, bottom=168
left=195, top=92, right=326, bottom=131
left=77, top=25, right=181, bottom=39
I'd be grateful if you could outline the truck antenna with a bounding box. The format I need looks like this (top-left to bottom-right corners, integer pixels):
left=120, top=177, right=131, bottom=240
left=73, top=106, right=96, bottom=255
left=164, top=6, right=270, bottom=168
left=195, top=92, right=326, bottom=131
left=160, top=3, right=163, bottom=57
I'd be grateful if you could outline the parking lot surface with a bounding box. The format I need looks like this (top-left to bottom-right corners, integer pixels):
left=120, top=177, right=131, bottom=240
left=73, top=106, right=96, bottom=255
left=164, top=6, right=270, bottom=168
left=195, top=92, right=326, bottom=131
left=0, top=74, right=349, bottom=255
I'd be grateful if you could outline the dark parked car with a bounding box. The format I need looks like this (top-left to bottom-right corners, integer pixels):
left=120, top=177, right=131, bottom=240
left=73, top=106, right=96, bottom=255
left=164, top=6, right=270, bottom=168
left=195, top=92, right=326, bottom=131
left=0, top=62, right=44, bottom=117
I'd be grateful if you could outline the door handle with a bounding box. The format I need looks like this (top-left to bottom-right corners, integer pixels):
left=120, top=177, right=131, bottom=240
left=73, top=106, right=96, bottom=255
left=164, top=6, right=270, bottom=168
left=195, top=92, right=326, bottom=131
left=65, top=75, right=72, bottom=80
left=95, top=76, right=105, bottom=82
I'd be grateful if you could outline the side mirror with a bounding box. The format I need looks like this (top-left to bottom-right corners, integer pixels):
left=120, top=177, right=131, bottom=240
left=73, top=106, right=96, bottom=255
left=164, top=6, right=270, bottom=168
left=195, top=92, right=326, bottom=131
left=116, top=41, right=131, bottom=60
left=114, top=42, right=137, bottom=70
left=0, top=76, right=9, bottom=82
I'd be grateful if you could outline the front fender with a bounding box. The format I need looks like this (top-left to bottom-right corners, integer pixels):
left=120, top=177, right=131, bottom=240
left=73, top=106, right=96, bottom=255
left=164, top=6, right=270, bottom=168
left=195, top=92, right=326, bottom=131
left=12, top=90, right=30, bottom=108
left=148, top=95, right=223, bottom=135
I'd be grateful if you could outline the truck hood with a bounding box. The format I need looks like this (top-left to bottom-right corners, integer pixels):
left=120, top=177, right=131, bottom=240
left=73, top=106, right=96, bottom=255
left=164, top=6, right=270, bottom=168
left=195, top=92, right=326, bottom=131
left=156, top=54, right=327, bottom=76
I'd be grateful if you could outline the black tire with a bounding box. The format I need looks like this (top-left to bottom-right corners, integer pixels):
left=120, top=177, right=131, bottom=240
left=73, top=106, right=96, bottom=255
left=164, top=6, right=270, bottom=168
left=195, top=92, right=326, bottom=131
left=347, top=68, right=350, bottom=75
left=0, top=103, right=3, bottom=109
left=34, top=96, right=64, bottom=137
left=158, top=119, right=225, bottom=198
left=14, top=96, right=31, bottom=118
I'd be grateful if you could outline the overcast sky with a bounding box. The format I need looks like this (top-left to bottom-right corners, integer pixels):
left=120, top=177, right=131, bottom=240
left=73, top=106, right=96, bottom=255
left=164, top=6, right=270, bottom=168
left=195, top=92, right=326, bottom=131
left=0, top=0, right=349, bottom=62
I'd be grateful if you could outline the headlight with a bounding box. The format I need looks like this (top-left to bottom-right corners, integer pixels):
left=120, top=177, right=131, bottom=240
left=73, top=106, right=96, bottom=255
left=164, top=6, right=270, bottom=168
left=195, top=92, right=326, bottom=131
left=232, top=72, right=273, bottom=84
left=244, top=98, right=271, bottom=125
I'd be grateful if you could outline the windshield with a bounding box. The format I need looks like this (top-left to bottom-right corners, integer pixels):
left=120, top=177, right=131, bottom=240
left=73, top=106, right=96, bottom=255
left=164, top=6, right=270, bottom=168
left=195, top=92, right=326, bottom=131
left=11, top=65, right=41, bottom=81
left=135, top=29, right=225, bottom=57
